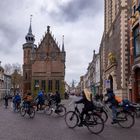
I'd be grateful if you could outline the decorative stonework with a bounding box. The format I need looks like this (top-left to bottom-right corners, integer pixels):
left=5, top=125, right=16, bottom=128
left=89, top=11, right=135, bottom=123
left=108, top=52, right=116, bottom=66
left=103, top=0, right=130, bottom=98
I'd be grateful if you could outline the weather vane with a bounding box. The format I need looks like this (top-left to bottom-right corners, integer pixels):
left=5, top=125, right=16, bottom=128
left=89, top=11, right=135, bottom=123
left=30, top=14, right=33, bottom=24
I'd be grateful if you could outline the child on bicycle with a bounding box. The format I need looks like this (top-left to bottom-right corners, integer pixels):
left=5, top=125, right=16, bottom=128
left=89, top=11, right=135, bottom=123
left=75, top=88, right=94, bottom=127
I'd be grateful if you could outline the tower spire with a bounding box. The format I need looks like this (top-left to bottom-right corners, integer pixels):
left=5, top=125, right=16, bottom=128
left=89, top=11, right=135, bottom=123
left=28, top=15, right=32, bottom=34
left=62, top=35, right=65, bottom=52
left=25, top=15, right=35, bottom=43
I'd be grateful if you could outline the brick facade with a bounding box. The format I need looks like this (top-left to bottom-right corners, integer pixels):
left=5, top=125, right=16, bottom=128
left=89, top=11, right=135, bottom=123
left=129, top=0, right=140, bottom=102
left=23, top=25, right=66, bottom=96
left=102, top=0, right=131, bottom=98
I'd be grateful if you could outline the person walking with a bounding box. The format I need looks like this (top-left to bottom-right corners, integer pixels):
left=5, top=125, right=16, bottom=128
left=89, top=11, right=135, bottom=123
left=3, top=94, right=9, bottom=109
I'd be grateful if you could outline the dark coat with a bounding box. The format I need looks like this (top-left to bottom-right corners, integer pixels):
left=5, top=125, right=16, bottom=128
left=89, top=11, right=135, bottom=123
left=75, top=96, right=94, bottom=111
left=105, top=90, right=118, bottom=106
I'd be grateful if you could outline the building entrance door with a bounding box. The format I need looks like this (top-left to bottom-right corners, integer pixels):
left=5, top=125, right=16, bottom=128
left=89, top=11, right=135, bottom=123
left=108, top=75, right=113, bottom=90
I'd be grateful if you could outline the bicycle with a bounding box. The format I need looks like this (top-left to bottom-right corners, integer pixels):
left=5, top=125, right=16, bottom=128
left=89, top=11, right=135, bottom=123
left=45, top=99, right=66, bottom=117
left=20, top=102, right=36, bottom=118
left=65, top=103, right=104, bottom=134
left=95, top=101, right=135, bottom=128
left=93, top=100, right=108, bottom=123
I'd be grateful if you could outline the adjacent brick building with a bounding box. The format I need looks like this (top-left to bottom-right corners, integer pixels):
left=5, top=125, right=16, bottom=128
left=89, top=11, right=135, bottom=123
left=23, top=22, right=66, bottom=96
left=101, top=0, right=131, bottom=98
left=129, top=0, right=140, bottom=102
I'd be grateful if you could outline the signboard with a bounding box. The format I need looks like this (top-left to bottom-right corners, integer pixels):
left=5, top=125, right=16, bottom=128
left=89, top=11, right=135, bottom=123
left=105, top=80, right=110, bottom=89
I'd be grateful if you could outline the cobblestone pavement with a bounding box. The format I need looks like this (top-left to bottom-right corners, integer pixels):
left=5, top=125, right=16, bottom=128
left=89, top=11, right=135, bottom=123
left=0, top=96, right=140, bottom=140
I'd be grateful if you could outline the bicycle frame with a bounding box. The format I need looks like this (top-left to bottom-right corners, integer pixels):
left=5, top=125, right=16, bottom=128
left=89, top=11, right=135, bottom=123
left=103, top=103, right=114, bottom=119
left=73, top=105, right=81, bottom=118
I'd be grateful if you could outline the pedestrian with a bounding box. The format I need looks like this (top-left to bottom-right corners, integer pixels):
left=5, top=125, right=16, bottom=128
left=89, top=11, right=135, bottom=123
left=3, top=94, right=9, bottom=109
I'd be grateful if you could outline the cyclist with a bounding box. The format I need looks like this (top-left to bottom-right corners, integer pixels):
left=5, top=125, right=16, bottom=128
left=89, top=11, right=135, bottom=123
left=36, top=90, right=45, bottom=111
left=53, top=91, right=61, bottom=113
left=23, top=92, right=33, bottom=112
left=75, top=88, right=94, bottom=127
left=13, top=92, right=21, bottom=111
left=104, top=88, right=118, bottom=124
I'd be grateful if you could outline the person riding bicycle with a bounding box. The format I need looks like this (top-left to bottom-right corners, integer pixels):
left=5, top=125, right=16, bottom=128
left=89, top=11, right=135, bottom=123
left=23, top=92, right=33, bottom=112
left=104, top=88, right=118, bottom=124
left=13, top=92, right=21, bottom=111
left=36, top=90, right=45, bottom=111
left=53, top=91, right=61, bottom=113
left=75, top=88, right=94, bottom=127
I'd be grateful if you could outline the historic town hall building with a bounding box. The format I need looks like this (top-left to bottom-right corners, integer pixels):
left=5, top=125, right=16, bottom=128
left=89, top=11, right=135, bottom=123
left=23, top=22, right=66, bottom=96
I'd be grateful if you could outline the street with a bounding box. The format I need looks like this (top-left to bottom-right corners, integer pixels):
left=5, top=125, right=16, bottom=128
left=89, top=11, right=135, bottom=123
left=0, top=96, right=140, bottom=140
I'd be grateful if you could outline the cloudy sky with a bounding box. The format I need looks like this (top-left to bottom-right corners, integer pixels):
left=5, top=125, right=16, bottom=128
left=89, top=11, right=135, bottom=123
left=0, top=0, right=104, bottom=85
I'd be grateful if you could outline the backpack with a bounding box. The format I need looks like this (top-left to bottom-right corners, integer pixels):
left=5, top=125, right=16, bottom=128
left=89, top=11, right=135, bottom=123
left=115, top=96, right=122, bottom=103
left=27, top=95, right=33, bottom=102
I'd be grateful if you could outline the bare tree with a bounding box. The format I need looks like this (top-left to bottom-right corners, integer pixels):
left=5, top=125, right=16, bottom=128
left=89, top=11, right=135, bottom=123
left=4, top=63, right=22, bottom=95
left=4, top=64, right=12, bottom=75
left=4, top=63, right=22, bottom=75
left=11, top=69, right=22, bottom=95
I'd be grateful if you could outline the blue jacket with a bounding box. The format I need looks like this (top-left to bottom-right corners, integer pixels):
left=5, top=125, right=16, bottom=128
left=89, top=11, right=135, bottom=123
left=105, top=90, right=118, bottom=106
left=13, top=95, right=21, bottom=103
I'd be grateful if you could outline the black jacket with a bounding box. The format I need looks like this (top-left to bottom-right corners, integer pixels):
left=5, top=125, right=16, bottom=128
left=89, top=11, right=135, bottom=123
left=75, top=97, right=94, bottom=111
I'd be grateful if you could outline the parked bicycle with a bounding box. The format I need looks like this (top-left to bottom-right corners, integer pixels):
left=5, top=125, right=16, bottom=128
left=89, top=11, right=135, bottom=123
left=94, top=101, right=135, bottom=128
left=45, top=99, right=66, bottom=117
left=65, top=103, right=104, bottom=134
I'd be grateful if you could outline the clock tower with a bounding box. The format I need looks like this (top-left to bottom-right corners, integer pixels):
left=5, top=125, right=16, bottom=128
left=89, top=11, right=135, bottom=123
left=23, top=16, right=36, bottom=93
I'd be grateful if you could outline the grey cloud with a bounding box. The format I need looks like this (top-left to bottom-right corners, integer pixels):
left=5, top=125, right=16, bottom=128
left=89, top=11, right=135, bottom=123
left=41, top=0, right=103, bottom=22
left=0, top=0, right=27, bottom=54
left=0, top=22, right=20, bottom=54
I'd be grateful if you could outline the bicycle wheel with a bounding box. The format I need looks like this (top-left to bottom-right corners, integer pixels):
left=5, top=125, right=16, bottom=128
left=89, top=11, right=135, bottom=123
left=100, top=109, right=108, bottom=123
left=117, top=111, right=135, bottom=128
left=29, top=108, right=35, bottom=118
left=45, top=105, right=52, bottom=115
left=20, top=107, right=26, bottom=117
left=65, top=111, right=79, bottom=128
left=87, top=113, right=104, bottom=134
left=57, top=105, right=66, bottom=117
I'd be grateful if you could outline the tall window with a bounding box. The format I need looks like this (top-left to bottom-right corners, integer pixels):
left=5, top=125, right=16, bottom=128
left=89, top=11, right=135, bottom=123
left=48, top=80, right=52, bottom=92
left=41, top=80, right=46, bottom=90
left=55, top=80, right=60, bottom=91
left=34, top=80, right=39, bottom=90
left=134, top=27, right=140, bottom=57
